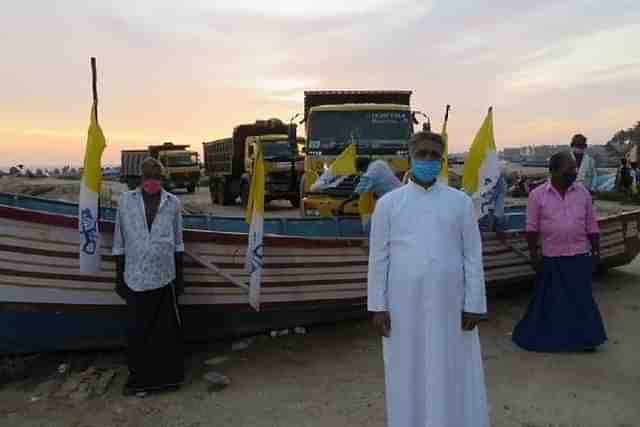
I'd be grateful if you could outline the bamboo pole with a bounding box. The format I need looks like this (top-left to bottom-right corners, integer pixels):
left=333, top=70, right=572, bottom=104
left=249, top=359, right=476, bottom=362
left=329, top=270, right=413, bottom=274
left=184, top=249, right=249, bottom=292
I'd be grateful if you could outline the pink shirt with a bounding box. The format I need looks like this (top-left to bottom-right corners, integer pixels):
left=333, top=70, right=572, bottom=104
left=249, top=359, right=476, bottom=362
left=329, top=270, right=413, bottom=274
left=526, top=180, right=599, bottom=257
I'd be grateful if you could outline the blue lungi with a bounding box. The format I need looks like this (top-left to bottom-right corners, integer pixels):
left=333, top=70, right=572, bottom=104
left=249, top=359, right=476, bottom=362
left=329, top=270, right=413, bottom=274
left=513, top=254, right=607, bottom=352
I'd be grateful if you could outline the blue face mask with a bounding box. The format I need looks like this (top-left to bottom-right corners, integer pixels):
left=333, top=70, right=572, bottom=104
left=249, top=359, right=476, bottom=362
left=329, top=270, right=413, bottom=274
left=412, top=159, right=441, bottom=183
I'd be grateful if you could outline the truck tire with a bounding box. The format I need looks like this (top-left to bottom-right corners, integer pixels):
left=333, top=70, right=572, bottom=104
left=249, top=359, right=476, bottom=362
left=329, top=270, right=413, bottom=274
left=187, top=183, right=196, bottom=194
left=219, top=178, right=234, bottom=206
left=209, top=181, right=218, bottom=205
left=240, top=181, right=249, bottom=207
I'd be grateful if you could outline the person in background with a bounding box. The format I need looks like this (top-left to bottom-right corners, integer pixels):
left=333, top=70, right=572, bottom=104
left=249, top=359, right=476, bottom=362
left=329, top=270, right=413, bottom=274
left=113, top=157, right=185, bottom=396
left=337, top=158, right=401, bottom=214
left=491, top=161, right=508, bottom=233
left=368, top=131, right=489, bottom=427
left=513, top=151, right=606, bottom=352
left=615, top=158, right=633, bottom=197
left=570, top=134, right=597, bottom=192
left=510, top=173, right=529, bottom=198
left=631, top=162, right=639, bottom=196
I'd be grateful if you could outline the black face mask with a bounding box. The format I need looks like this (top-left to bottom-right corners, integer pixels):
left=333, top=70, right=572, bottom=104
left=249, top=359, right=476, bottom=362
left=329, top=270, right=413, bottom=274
left=563, top=173, right=577, bottom=187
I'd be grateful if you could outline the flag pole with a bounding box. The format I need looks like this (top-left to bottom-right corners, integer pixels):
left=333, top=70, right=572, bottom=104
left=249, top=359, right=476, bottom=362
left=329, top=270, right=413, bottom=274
left=91, top=57, right=98, bottom=121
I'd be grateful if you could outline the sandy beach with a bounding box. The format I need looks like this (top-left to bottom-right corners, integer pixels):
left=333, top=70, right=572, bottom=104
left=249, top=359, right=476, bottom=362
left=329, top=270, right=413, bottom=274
left=1, top=259, right=639, bottom=426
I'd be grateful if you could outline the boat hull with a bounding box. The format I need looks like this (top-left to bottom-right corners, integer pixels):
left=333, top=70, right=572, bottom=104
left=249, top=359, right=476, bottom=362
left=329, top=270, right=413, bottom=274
left=1, top=201, right=639, bottom=354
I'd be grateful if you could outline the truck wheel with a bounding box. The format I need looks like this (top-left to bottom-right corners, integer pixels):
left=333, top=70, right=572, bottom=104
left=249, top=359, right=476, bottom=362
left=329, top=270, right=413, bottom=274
left=217, top=183, right=229, bottom=206
left=209, top=182, right=218, bottom=205
left=240, top=181, right=249, bottom=207
left=221, top=179, right=234, bottom=205
left=187, top=184, right=196, bottom=194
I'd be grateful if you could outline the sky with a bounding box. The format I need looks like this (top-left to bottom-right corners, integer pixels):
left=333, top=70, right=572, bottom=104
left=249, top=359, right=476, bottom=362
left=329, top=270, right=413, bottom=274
left=1, top=0, right=639, bottom=168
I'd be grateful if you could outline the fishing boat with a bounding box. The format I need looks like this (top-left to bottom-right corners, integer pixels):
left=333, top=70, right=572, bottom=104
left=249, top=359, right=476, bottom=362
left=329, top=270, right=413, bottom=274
left=1, top=192, right=639, bottom=354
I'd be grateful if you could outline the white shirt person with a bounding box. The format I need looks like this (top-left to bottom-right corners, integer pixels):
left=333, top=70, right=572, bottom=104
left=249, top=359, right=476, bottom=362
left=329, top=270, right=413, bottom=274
left=368, top=131, right=489, bottom=427
left=112, top=187, right=185, bottom=291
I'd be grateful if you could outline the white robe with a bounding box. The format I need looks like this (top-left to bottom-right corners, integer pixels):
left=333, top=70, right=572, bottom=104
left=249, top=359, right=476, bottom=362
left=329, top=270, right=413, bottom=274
left=367, top=181, right=489, bottom=427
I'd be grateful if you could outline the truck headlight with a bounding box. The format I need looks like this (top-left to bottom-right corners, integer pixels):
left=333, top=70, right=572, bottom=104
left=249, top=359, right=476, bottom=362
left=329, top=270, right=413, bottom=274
left=305, top=208, right=320, bottom=217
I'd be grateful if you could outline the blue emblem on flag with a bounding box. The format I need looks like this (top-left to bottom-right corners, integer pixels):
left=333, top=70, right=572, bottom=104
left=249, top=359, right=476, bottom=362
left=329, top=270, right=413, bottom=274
left=249, top=239, right=264, bottom=273
left=80, top=208, right=97, bottom=255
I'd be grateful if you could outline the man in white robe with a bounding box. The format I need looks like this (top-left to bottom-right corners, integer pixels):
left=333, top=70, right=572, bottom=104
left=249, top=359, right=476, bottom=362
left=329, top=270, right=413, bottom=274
left=368, top=131, right=489, bottom=427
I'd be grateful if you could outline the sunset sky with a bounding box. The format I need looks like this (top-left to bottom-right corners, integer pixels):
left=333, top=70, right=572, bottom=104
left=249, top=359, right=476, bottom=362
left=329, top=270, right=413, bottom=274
left=1, top=0, right=639, bottom=168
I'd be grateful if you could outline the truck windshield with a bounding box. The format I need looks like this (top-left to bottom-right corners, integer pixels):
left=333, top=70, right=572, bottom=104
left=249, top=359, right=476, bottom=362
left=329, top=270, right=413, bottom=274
left=262, top=141, right=296, bottom=160
left=166, top=153, right=198, bottom=167
left=307, top=110, right=412, bottom=155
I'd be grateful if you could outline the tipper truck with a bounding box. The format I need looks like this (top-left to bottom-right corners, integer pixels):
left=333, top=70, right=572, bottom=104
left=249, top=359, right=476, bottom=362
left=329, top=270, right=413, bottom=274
left=120, top=143, right=201, bottom=192
left=203, top=118, right=302, bottom=207
left=301, top=90, right=414, bottom=217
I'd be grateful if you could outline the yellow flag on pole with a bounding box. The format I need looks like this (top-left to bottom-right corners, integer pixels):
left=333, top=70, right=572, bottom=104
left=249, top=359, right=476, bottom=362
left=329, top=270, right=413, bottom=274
left=245, top=144, right=265, bottom=311
left=79, top=59, right=106, bottom=274
left=462, top=107, right=499, bottom=220
left=358, top=191, right=375, bottom=226
left=329, top=143, right=357, bottom=176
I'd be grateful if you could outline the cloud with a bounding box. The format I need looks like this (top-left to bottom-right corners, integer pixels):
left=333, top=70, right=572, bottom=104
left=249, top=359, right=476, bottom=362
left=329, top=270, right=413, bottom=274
left=503, top=24, right=640, bottom=95
left=1, top=0, right=640, bottom=166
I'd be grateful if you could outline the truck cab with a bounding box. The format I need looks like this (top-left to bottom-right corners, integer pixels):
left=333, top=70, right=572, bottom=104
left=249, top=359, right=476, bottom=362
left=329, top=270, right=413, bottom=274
left=150, top=143, right=201, bottom=193
left=301, top=91, right=414, bottom=217
left=242, top=134, right=301, bottom=207
left=203, top=119, right=302, bottom=207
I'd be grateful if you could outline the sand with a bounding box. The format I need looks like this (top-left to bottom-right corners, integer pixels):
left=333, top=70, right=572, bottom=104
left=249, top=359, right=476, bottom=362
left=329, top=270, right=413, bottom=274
left=1, top=262, right=639, bottom=426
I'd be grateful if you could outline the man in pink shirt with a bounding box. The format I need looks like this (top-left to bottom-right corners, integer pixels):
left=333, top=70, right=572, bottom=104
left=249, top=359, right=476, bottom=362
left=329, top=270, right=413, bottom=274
left=513, top=151, right=607, bottom=352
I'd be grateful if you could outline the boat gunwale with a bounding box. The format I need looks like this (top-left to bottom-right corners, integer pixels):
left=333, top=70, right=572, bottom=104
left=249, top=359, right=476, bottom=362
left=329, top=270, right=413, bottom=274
left=0, top=203, right=368, bottom=248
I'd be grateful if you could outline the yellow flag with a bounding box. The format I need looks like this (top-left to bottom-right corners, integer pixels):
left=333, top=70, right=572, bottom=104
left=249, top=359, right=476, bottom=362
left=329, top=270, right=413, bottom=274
left=462, top=107, right=499, bottom=219
left=358, top=191, right=375, bottom=225
left=83, top=104, right=106, bottom=193
left=79, top=102, right=107, bottom=273
left=302, top=155, right=318, bottom=193
left=329, top=144, right=357, bottom=176
left=462, top=108, right=497, bottom=193
left=245, top=145, right=265, bottom=223
left=439, top=106, right=450, bottom=184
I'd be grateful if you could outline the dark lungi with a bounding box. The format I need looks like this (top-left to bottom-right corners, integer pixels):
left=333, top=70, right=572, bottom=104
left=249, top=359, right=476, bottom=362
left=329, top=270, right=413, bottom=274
left=125, top=283, right=184, bottom=391
left=513, top=254, right=607, bottom=352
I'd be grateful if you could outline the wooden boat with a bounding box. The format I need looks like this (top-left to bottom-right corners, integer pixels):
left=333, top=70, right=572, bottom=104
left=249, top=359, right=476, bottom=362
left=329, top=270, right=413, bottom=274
left=1, top=192, right=639, bottom=354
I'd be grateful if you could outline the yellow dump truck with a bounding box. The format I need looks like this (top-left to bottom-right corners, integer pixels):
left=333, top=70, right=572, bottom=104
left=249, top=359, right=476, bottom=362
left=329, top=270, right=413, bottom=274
left=203, top=119, right=303, bottom=207
left=120, top=143, right=201, bottom=192
left=148, top=143, right=201, bottom=193
left=300, top=90, right=414, bottom=217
